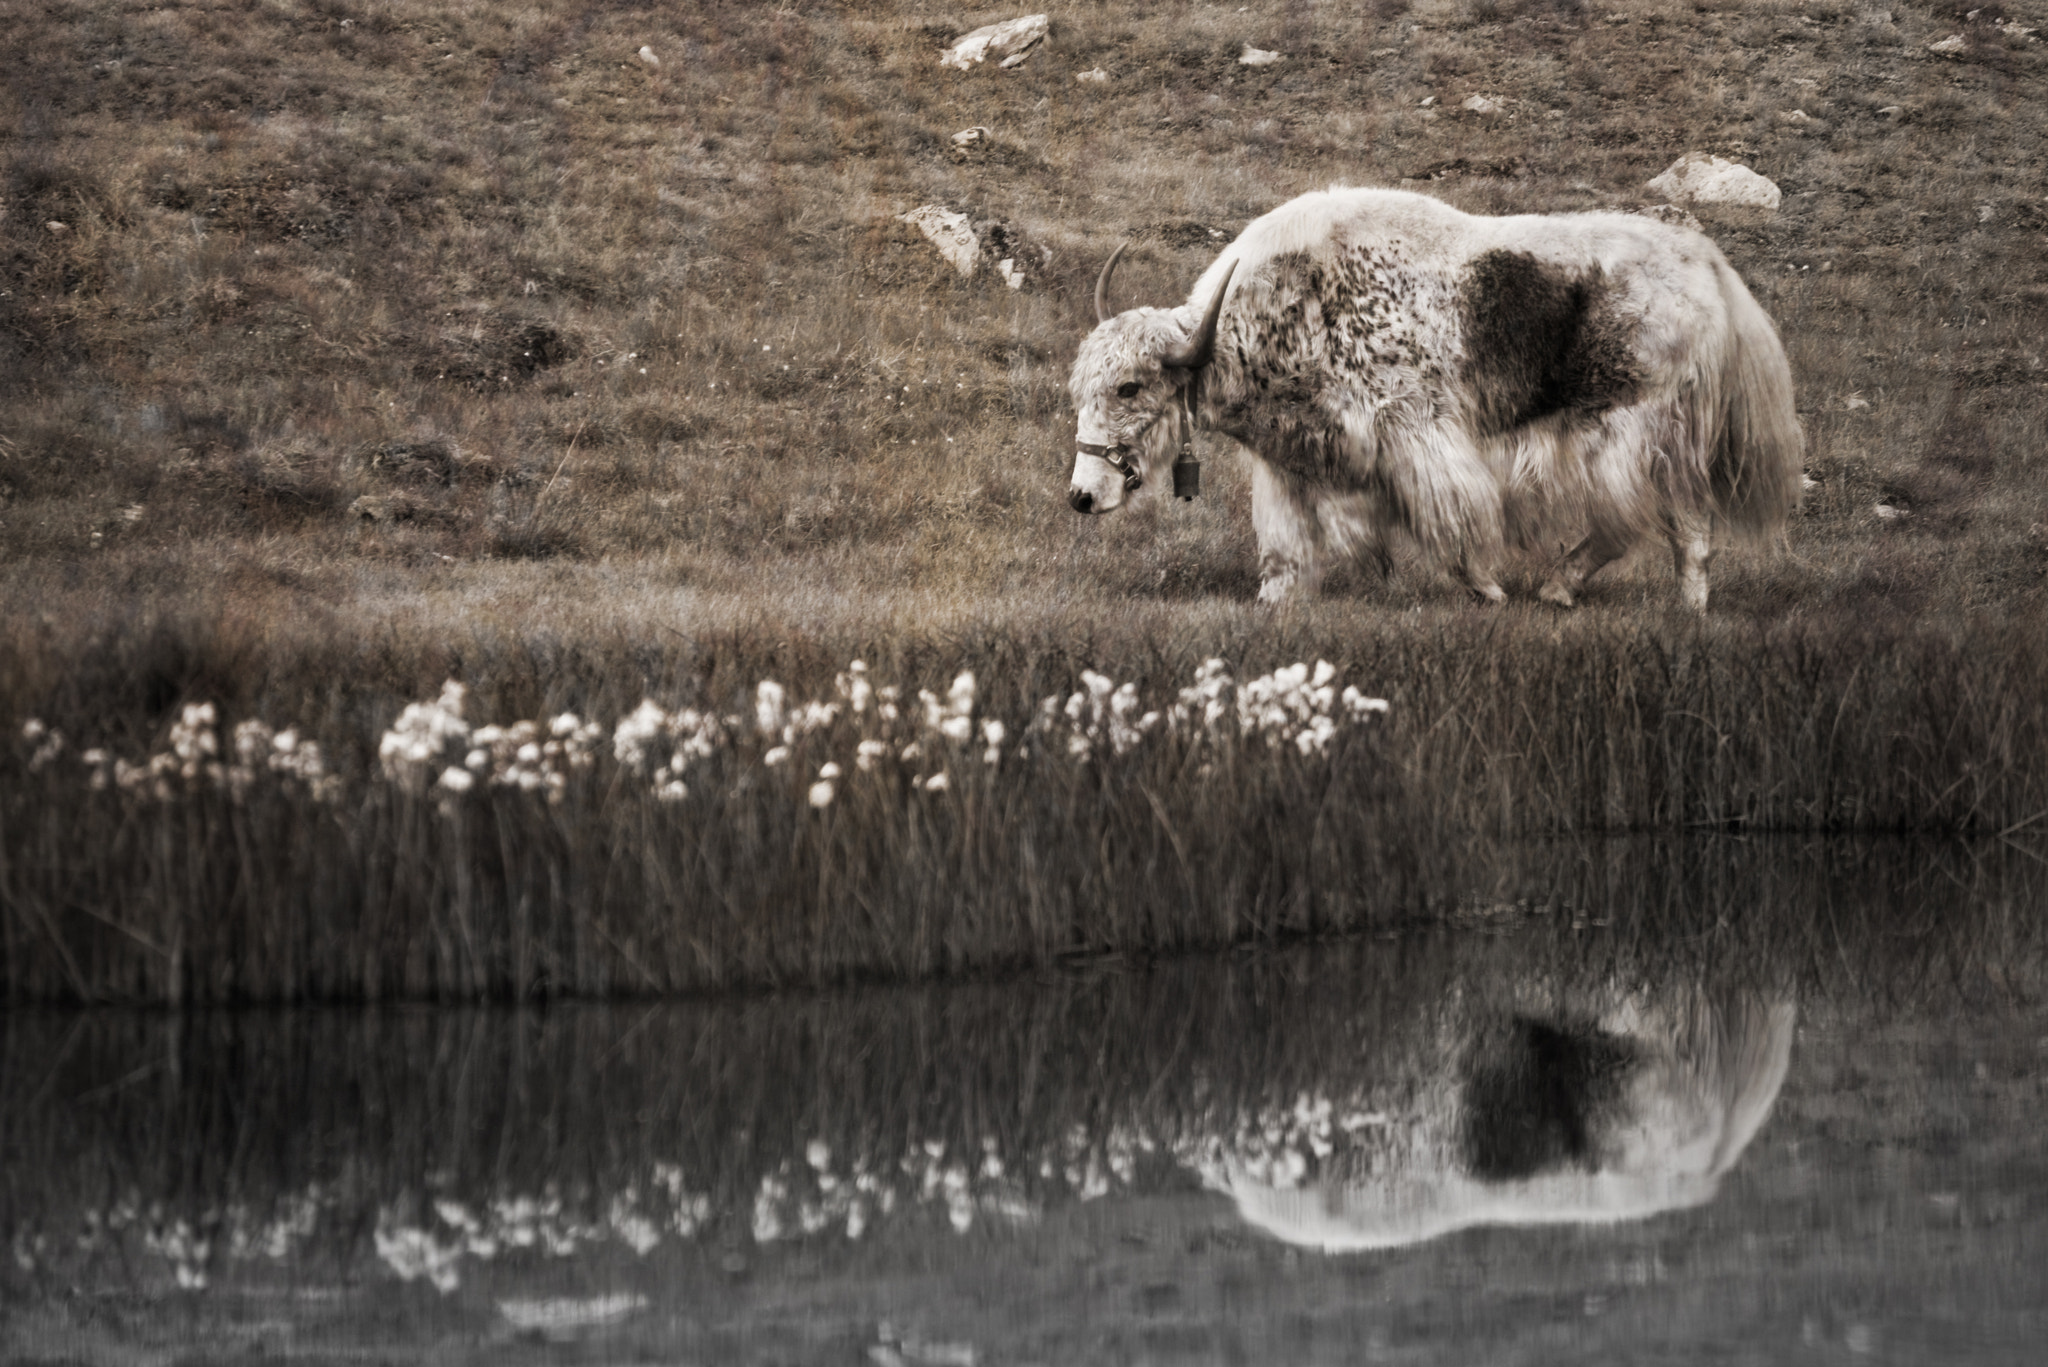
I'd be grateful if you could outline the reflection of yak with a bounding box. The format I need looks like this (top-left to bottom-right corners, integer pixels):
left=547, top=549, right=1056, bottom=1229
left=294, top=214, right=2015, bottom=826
left=1214, top=994, right=1794, bottom=1251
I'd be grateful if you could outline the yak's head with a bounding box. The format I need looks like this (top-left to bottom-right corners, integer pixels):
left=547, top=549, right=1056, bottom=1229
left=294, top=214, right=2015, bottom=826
left=1066, top=246, right=1236, bottom=514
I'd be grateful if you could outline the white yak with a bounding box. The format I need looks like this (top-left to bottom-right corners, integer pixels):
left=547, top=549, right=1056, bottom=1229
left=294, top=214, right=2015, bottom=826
left=1067, top=187, right=1803, bottom=610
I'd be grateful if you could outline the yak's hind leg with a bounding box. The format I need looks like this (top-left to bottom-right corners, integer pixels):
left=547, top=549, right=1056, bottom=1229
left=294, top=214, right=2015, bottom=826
left=1667, top=507, right=1716, bottom=612
left=1538, top=528, right=1631, bottom=608
left=1394, top=424, right=1506, bottom=605
left=1453, top=555, right=1508, bottom=606
left=1534, top=402, right=1680, bottom=608
left=1250, top=456, right=1324, bottom=604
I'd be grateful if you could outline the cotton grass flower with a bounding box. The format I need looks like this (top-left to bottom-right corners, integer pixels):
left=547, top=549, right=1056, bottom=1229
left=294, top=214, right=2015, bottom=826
left=380, top=681, right=469, bottom=789
left=755, top=681, right=786, bottom=738
left=32, top=659, right=1392, bottom=823
left=836, top=661, right=873, bottom=714
left=22, top=719, right=65, bottom=772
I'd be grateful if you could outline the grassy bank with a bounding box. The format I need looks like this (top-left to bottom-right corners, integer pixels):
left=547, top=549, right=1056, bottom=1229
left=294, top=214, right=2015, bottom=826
left=4, top=1, right=2047, bottom=1001
left=7, top=628, right=2046, bottom=1003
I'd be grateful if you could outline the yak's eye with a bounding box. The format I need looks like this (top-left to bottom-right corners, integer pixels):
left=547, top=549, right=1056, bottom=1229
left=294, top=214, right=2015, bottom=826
left=1115, top=381, right=1142, bottom=399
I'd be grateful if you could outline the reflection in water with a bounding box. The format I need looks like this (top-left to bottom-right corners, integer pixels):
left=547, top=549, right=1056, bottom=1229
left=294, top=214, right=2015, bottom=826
left=1, top=934, right=1803, bottom=1301
left=5, top=949, right=1804, bottom=1300
left=1215, top=993, right=1795, bottom=1251
left=4, top=838, right=2047, bottom=1363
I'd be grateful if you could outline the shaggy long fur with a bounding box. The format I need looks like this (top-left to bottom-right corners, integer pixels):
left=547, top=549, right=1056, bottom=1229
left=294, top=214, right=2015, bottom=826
left=1068, top=187, right=1803, bottom=610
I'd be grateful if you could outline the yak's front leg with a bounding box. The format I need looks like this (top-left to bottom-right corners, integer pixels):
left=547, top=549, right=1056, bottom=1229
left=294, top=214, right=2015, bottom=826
left=1249, top=457, right=1323, bottom=604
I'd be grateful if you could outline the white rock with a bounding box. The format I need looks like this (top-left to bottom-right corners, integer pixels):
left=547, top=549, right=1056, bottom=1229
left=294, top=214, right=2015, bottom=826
left=897, top=205, right=980, bottom=277
left=1779, top=109, right=1811, bottom=124
left=1873, top=502, right=1910, bottom=521
left=1927, top=34, right=1966, bottom=54
left=1418, top=95, right=1436, bottom=107
left=1877, top=105, right=1904, bottom=118
left=940, top=14, right=1048, bottom=70
left=1645, top=153, right=1782, bottom=211
left=951, top=126, right=990, bottom=150
left=1075, top=67, right=1108, bottom=83
left=996, top=258, right=1025, bottom=289
left=1240, top=45, right=1283, bottom=66
left=637, top=45, right=659, bottom=68
left=1843, top=393, right=1870, bottom=411
left=1460, top=94, right=1501, bottom=114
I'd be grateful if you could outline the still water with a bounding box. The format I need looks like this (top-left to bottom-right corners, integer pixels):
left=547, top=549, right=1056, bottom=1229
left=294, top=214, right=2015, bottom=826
left=4, top=842, right=2047, bottom=1364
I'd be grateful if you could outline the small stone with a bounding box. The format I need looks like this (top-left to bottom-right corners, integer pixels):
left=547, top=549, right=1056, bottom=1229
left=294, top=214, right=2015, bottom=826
left=896, top=205, right=980, bottom=277
left=1460, top=94, right=1501, bottom=114
left=1075, top=67, right=1108, bottom=83
left=1928, top=33, right=1966, bottom=54
left=637, top=45, right=659, bottom=68
left=1239, top=45, right=1283, bottom=66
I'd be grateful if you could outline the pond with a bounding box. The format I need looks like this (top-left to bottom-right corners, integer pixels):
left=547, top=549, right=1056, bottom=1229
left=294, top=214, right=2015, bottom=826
left=3, top=839, right=2046, bottom=1364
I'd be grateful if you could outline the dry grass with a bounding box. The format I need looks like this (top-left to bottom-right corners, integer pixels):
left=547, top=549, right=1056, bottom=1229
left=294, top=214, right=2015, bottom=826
left=3, top=0, right=2046, bottom=1001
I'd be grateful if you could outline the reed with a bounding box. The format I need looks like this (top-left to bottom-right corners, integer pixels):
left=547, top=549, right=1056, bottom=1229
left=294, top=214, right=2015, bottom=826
left=7, top=620, right=2048, bottom=1003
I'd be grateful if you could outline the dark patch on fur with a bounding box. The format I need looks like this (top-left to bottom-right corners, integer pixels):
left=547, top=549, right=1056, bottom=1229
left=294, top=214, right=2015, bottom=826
left=1459, top=249, right=1639, bottom=434
left=1461, top=1017, right=1636, bottom=1181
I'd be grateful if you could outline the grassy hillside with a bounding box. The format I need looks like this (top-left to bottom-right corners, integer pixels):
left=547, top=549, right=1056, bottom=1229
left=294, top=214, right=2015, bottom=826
left=3, top=0, right=2046, bottom=1000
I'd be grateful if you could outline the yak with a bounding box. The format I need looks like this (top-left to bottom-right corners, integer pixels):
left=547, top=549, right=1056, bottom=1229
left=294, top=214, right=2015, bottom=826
left=1067, top=187, right=1802, bottom=610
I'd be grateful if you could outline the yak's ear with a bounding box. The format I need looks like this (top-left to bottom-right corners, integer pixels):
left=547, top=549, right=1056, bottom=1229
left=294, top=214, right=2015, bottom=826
left=1160, top=261, right=1237, bottom=372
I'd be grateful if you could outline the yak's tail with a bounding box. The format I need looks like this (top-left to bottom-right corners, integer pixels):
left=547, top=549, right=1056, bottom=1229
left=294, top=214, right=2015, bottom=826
left=1708, top=258, right=1804, bottom=539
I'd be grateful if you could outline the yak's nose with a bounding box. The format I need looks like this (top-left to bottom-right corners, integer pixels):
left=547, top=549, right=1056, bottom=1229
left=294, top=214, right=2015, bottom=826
left=1068, top=487, right=1096, bottom=514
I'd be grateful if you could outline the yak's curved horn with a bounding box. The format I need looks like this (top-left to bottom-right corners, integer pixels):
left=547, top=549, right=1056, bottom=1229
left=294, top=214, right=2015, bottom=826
left=1160, top=260, right=1238, bottom=372
left=1094, top=241, right=1132, bottom=324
